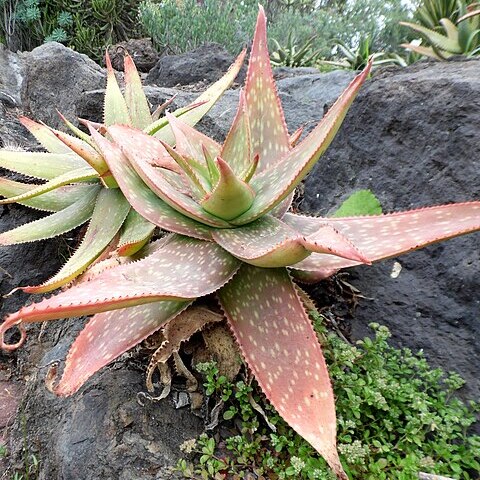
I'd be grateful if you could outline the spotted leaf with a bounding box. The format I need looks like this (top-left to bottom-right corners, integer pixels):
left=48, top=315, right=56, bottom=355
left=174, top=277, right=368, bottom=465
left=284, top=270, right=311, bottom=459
left=1, top=236, right=240, bottom=333
left=245, top=6, right=290, bottom=172
left=231, top=63, right=372, bottom=225
left=52, top=300, right=190, bottom=396
left=0, top=186, right=97, bottom=245
left=212, top=215, right=369, bottom=267
left=108, top=125, right=230, bottom=228
left=284, top=202, right=480, bottom=278
left=89, top=124, right=213, bottom=240
left=220, top=90, right=251, bottom=176
left=218, top=265, right=346, bottom=479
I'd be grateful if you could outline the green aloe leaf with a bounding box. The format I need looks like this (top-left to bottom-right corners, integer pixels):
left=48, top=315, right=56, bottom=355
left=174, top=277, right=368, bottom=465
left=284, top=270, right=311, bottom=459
left=200, top=157, right=255, bottom=221
left=0, top=167, right=98, bottom=205
left=0, top=150, right=86, bottom=180
left=117, top=209, right=156, bottom=256
left=19, top=117, right=76, bottom=154
left=149, top=49, right=246, bottom=144
left=124, top=53, right=152, bottom=129
left=22, top=187, right=130, bottom=293
left=0, top=179, right=99, bottom=212
left=104, top=52, right=131, bottom=126
left=0, top=186, right=98, bottom=245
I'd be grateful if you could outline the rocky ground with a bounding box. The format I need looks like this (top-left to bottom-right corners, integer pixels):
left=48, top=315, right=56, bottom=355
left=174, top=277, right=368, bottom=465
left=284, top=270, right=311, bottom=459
left=0, top=42, right=478, bottom=479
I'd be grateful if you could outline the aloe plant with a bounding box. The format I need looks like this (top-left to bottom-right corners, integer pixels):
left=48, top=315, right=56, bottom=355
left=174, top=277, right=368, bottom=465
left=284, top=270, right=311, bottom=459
left=319, top=36, right=406, bottom=71
left=401, top=0, right=480, bottom=59
left=1, top=6, right=479, bottom=479
left=0, top=48, right=245, bottom=294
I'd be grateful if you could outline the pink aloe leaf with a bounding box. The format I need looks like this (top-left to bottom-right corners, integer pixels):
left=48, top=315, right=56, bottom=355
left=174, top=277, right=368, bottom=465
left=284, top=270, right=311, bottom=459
left=1, top=236, right=241, bottom=341
left=89, top=125, right=213, bottom=240
left=0, top=150, right=85, bottom=180
left=245, top=6, right=290, bottom=172
left=21, top=187, right=130, bottom=294
left=212, top=215, right=368, bottom=268
left=104, top=51, right=131, bottom=126
left=123, top=52, right=152, bottom=129
left=117, top=209, right=156, bottom=256
left=270, top=191, right=295, bottom=219
left=52, top=300, right=191, bottom=396
left=0, top=179, right=99, bottom=212
left=284, top=202, right=480, bottom=278
left=164, top=112, right=221, bottom=164
left=19, top=116, right=76, bottom=155
left=220, top=90, right=252, bottom=176
left=107, top=125, right=231, bottom=228
left=0, top=186, right=97, bottom=245
left=231, top=64, right=372, bottom=225
left=152, top=48, right=247, bottom=144
left=0, top=166, right=98, bottom=205
left=57, top=110, right=96, bottom=148
left=218, top=265, right=346, bottom=479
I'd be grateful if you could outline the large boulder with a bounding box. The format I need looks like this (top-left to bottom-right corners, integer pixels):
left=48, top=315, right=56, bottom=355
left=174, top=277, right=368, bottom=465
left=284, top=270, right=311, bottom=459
left=24, top=42, right=105, bottom=128
left=301, top=58, right=480, bottom=400
left=146, top=43, right=247, bottom=87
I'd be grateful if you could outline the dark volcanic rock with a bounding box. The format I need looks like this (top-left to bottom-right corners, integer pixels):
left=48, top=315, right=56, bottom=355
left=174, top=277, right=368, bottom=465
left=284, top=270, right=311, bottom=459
left=146, top=43, right=247, bottom=87
left=24, top=42, right=105, bottom=128
left=107, top=38, right=159, bottom=73
left=301, top=59, right=480, bottom=400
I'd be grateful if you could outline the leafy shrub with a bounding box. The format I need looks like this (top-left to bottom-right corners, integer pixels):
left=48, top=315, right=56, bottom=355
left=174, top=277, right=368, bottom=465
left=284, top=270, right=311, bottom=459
left=179, top=319, right=480, bottom=479
left=138, top=0, right=258, bottom=54
left=0, top=0, right=141, bottom=61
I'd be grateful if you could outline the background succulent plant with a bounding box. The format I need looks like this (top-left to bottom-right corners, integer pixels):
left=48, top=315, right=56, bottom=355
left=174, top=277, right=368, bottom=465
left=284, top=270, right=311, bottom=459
left=1, top=6, right=479, bottom=480
left=401, top=0, right=480, bottom=59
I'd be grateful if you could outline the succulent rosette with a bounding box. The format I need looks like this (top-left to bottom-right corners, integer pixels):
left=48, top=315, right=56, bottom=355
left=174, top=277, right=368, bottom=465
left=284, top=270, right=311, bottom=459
left=0, top=47, right=245, bottom=292
left=1, top=7, right=479, bottom=479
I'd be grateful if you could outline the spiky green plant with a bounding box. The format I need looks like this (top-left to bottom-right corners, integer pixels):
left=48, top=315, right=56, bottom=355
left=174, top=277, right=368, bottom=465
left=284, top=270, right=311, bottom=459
left=1, top=6, right=479, bottom=479
left=270, top=32, right=323, bottom=67
left=0, top=49, right=245, bottom=293
left=319, top=36, right=406, bottom=70
left=401, top=1, right=480, bottom=59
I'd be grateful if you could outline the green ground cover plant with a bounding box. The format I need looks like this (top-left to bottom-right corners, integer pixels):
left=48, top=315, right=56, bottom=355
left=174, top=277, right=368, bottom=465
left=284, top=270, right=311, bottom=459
left=177, top=319, right=480, bottom=479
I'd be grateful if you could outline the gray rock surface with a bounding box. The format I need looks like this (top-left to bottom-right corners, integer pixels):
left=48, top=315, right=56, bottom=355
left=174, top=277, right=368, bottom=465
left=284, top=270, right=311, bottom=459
left=0, top=46, right=25, bottom=108
left=146, top=43, right=247, bottom=87
left=301, top=59, right=480, bottom=400
left=24, top=42, right=105, bottom=128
